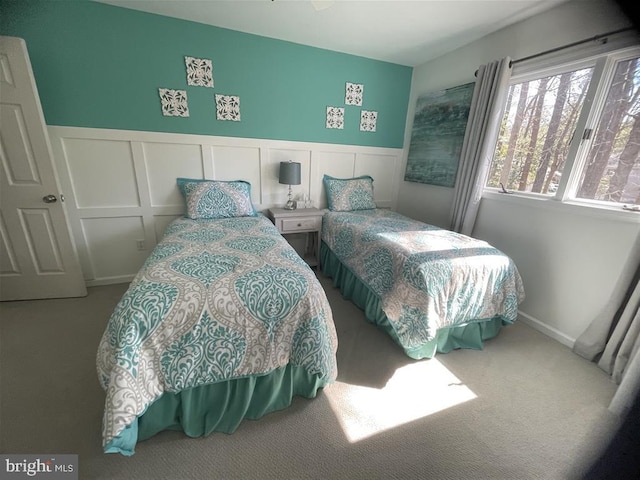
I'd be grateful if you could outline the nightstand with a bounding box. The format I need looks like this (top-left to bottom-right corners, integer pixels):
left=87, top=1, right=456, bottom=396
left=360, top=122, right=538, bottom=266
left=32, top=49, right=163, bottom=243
left=268, top=207, right=325, bottom=268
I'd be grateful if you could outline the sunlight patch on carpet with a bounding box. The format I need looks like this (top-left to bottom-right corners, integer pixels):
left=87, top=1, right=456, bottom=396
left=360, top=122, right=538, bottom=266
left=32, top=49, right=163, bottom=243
left=326, top=358, right=477, bottom=442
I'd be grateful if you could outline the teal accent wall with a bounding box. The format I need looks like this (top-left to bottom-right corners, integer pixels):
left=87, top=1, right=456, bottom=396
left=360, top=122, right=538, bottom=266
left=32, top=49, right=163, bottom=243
left=1, top=0, right=412, bottom=148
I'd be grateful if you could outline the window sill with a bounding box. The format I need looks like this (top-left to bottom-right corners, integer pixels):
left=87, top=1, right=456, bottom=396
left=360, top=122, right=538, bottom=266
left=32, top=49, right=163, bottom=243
left=482, top=189, right=640, bottom=224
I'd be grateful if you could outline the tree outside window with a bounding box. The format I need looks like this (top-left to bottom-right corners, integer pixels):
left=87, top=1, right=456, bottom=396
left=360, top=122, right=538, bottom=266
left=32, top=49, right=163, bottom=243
left=577, top=57, right=640, bottom=204
left=486, top=49, right=640, bottom=208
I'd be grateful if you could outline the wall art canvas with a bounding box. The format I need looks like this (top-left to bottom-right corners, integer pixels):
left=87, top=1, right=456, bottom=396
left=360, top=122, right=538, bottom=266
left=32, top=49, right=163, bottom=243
left=158, top=88, right=189, bottom=117
left=404, top=82, right=474, bottom=187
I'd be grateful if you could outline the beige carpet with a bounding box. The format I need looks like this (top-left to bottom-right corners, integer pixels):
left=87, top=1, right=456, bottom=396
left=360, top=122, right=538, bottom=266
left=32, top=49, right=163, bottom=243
left=0, top=274, right=621, bottom=479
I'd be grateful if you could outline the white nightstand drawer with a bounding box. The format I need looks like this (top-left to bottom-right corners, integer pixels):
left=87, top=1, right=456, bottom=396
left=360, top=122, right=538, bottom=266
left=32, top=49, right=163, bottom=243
left=280, top=216, right=321, bottom=233
left=267, top=208, right=325, bottom=268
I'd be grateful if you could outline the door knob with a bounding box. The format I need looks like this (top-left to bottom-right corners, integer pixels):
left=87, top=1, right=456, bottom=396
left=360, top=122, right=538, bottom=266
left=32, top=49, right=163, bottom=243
left=43, top=194, right=58, bottom=203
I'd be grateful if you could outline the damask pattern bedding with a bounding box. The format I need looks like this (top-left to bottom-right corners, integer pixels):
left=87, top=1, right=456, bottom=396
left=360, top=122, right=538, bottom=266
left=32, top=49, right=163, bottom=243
left=97, top=215, right=337, bottom=454
left=322, top=209, right=524, bottom=357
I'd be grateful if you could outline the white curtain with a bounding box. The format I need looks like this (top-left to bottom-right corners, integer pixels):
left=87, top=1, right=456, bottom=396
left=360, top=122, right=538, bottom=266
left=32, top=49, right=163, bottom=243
left=574, top=241, right=640, bottom=417
left=450, top=57, right=512, bottom=236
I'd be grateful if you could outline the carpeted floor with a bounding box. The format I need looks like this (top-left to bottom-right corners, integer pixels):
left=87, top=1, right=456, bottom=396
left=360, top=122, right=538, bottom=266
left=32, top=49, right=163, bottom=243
left=0, top=273, right=622, bottom=479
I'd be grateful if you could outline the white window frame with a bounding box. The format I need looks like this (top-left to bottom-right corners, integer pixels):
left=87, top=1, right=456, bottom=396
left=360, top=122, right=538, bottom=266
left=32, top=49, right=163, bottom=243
left=483, top=39, right=640, bottom=221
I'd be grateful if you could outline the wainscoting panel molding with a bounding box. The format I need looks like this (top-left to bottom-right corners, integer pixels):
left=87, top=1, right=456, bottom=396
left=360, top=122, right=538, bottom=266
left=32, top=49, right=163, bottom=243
left=49, top=126, right=404, bottom=285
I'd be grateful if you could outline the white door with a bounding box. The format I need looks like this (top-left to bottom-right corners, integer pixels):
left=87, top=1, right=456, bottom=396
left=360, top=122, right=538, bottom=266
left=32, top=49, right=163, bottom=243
left=0, top=36, right=86, bottom=301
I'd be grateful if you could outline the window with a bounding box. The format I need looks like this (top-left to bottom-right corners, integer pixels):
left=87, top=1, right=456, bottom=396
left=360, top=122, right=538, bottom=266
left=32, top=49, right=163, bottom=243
left=486, top=47, right=640, bottom=209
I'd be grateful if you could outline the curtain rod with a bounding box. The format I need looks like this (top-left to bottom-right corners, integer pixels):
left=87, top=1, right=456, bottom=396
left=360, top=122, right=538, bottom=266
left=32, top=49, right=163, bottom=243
left=474, top=26, right=637, bottom=76
left=510, top=26, right=636, bottom=66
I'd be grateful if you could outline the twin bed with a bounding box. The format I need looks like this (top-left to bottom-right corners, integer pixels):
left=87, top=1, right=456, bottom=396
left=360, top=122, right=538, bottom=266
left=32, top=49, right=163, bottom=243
left=97, top=179, right=338, bottom=455
left=97, top=175, right=524, bottom=455
left=320, top=175, right=525, bottom=359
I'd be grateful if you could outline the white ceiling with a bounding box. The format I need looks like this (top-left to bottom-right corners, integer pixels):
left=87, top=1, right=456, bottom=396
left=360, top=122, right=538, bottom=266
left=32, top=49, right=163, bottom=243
left=97, top=0, right=570, bottom=66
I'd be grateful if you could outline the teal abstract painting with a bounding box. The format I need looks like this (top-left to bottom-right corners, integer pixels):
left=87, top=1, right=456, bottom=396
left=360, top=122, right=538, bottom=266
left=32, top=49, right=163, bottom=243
left=405, top=82, right=475, bottom=187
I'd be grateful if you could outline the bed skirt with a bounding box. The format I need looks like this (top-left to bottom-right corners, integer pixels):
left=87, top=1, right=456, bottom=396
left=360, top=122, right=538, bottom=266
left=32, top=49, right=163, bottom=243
left=320, top=242, right=508, bottom=359
left=105, top=364, right=328, bottom=456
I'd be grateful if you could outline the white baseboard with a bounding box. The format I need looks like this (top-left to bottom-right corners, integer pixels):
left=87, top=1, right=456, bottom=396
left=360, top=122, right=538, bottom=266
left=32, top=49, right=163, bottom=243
left=86, top=275, right=134, bottom=287
left=518, top=310, right=575, bottom=348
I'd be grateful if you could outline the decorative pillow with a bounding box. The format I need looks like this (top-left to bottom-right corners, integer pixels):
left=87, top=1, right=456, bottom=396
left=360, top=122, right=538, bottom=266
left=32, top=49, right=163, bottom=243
left=323, top=174, right=377, bottom=211
left=176, top=178, right=257, bottom=219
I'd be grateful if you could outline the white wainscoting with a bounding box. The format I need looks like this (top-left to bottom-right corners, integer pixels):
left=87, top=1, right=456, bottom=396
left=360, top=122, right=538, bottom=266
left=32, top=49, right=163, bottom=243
left=48, top=126, right=404, bottom=286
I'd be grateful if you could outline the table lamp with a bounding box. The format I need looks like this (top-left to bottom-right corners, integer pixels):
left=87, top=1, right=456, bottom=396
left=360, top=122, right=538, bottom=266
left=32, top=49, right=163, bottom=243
left=279, top=161, right=301, bottom=210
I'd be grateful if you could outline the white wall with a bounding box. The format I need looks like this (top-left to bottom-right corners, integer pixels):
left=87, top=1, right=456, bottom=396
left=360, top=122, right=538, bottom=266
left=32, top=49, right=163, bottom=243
left=397, top=0, right=640, bottom=346
left=49, top=126, right=403, bottom=286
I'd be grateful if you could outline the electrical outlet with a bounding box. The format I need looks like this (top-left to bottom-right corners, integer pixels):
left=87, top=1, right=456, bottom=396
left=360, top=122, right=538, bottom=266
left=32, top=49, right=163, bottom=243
left=136, top=239, right=145, bottom=251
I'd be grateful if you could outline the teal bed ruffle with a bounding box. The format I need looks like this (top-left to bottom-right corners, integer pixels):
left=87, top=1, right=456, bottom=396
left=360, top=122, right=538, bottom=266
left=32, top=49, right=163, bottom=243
left=321, top=241, right=509, bottom=359
left=105, top=364, right=328, bottom=456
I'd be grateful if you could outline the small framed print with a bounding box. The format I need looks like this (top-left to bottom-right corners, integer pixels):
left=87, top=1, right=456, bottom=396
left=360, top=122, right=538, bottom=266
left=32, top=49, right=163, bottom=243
left=159, top=88, right=189, bottom=117
left=215, top=94, right=241, bottom=121
left=185, top=56, right=214, bottom=88
left=345, top=82, right=364, bottom=106
left=360, top=110, right=377, bottom=132
left=326, top=106, right=345, bottom=129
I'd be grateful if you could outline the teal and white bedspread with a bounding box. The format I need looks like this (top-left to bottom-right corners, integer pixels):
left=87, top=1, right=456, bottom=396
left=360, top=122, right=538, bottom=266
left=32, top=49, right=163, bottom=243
left=322, top=209, right=524, bottom=351
left=97, top=215, right=338, bottom=453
